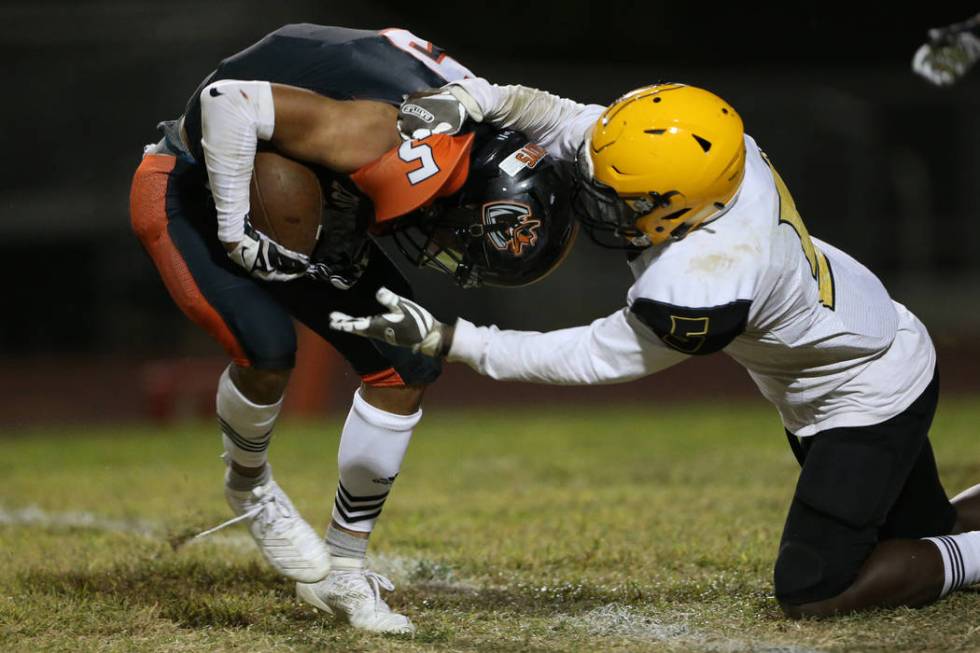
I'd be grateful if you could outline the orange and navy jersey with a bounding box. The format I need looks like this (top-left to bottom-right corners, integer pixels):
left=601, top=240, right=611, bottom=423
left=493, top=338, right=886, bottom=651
left=351, top=132, right=476, bottom=226
left=182, top=24, right=474, bottom=164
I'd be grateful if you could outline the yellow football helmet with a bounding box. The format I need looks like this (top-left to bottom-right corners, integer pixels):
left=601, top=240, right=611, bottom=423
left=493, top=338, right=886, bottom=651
left=573, top=83, right=746, bottom=247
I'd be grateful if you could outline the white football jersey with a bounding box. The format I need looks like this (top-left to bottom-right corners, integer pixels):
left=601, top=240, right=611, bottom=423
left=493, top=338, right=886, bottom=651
left=622, top=136, right=935, bottom=435
left=447, top=81, right=936, bottom=436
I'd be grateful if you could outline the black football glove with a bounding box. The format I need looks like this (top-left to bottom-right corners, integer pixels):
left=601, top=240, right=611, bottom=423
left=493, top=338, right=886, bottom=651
left=227, top=217, right=311, bottom=282
left=306, top=259, right=368, bottom=290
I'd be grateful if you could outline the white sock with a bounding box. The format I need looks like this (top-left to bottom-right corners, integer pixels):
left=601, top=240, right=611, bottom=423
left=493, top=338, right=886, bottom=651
left=216, top=365, right=282, bottom=470
left=924, top=531, right=980, bottom=597
left=331, top=389, right=420, bottom=534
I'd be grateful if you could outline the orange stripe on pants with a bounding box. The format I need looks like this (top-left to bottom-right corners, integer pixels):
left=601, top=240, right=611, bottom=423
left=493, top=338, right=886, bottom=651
left=360, top=367, right=405, bottom=388
left=129, top=154, right=250, bottom=367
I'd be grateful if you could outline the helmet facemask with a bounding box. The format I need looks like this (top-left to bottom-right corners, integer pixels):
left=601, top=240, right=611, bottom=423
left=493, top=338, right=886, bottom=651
left=391, top=128, right=579, bottom=289
left=572, top=138, right=740, bottom=249
left=391, top=204, right=511, bottom=289
left=571, top=139, right=653, bottom=250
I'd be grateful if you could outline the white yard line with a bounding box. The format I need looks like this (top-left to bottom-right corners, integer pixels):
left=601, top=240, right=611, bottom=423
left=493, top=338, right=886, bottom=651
left=0, top=504, right=159, bottom=538
left=3, top=505, right=819, bottom=651
left=556, top=603, right=828, bottom=653
left=0, top=503, right=255, bottom=549
left=0, top=504, right=463, bottom=586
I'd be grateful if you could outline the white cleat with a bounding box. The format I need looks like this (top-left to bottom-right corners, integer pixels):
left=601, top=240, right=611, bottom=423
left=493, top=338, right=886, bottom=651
left=296, top=558, right=415, bottom=635
left=194, top=477, right=331, bottom=583
left=224, top=481, right=332, bottom=583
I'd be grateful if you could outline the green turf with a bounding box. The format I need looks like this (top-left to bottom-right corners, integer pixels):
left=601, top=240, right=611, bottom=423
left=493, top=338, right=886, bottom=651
left=2, top=398, right=979, bottom=652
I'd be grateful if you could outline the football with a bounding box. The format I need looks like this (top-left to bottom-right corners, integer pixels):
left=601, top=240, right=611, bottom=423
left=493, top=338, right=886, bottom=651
left=249, top=151, right=323, bottom=256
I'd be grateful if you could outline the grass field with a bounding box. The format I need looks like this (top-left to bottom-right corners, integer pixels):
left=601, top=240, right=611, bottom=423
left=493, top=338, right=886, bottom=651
left=2, top=398, right=980, bottom=652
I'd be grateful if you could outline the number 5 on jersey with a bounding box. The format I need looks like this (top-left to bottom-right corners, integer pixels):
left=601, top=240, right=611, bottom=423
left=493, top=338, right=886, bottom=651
left=398, top=140, right=441, bottom=185
left=761, top=151, right=836, bottom=310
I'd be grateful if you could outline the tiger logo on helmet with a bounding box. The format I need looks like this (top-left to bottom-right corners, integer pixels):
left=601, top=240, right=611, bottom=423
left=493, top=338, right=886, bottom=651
left=482, top=201, right=542, bottom=256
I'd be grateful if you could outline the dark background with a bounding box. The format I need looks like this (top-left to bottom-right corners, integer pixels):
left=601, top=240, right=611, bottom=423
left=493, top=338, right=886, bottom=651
left=1, top=2, right=978, bottom=421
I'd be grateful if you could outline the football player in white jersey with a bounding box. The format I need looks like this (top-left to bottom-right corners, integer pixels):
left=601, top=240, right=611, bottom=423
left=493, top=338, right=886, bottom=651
left=332, top=81, right=980, bottom=618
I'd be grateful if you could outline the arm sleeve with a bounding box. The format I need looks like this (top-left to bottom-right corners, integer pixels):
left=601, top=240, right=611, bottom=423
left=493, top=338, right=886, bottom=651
left=446, top=308, right=688, bottom=385
left=449, top=77, right=604, bottom=160
left=199, top=79, right=276, bottom=244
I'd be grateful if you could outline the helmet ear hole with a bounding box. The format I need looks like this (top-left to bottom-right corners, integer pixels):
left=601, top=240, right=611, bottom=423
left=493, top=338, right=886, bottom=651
left=691, top=134, right=712, bottom=152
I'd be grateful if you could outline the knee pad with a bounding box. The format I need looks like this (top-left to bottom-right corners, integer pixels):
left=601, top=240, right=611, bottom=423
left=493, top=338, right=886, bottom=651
left=774, top=537, right=870, bottom=606
left=773, top=541, right=827, bottom=604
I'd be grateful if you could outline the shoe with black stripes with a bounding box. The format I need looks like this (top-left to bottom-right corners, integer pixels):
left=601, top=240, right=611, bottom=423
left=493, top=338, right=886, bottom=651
left=222, top=478, right=331, bottom=583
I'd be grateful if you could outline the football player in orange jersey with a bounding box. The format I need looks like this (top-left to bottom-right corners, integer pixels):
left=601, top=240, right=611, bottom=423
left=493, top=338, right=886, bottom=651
left=130, top=24, right=577, bottom=633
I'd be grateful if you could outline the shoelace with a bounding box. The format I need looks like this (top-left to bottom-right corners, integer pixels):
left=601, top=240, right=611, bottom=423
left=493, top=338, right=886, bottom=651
left=363, top=571, right=396, bottom=612
left=334, top=569, right=396, bottom=613
left=192, top=484, right=292, bottom=542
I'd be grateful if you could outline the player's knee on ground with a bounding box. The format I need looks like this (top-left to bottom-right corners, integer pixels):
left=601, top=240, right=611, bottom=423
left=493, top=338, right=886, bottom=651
left=773, top=540, right=852, bottom=618
left=774, top=416, right=941, bottom=616
left=773, top=498, right=876, bottom=614
left=774, top=540, right=825, bottom=605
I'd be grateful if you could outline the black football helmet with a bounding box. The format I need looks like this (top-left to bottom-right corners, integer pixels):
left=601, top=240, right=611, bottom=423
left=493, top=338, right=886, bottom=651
left=391, top=128, right=578, bottom=288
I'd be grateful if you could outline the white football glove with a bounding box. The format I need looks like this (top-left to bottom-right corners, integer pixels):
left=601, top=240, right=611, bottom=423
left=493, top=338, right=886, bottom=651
left=227, top=219, right=311, bottom=282
left=397, top=84, right=484, bottom=141
left=913, top=31, right=980, bottom=86
left=329, top=287, right=449, bottom=357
